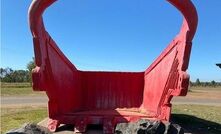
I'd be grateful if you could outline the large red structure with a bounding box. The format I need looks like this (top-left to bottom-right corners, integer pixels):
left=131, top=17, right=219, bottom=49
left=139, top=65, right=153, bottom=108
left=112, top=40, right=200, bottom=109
left=29, top=0, right=198, bottom=133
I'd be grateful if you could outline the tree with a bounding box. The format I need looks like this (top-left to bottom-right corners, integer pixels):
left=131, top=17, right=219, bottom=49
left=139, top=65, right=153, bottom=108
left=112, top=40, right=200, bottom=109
left=26, top=57, right=36, bottom=82
left=0, top=67, right=14, bottom=82
left=27, top=57, right=35, bottom=72
left=1, top=59, right=36, bottom=83
left=11, top=70, right=29, bottom=82
left=211, top=80, right=216, bottom=87
left=0, top=68, right=6, bottom=79
left=195, top=78, right=201, bottom=86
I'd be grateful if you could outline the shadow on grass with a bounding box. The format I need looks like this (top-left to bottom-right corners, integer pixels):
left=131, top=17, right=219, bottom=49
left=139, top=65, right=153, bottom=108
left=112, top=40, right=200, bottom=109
left=171, top=114, right=221, bottom=134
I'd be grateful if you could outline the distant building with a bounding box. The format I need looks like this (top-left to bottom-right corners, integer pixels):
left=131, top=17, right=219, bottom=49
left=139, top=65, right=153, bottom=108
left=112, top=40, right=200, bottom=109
left=216, top=63, right=221, bottom=69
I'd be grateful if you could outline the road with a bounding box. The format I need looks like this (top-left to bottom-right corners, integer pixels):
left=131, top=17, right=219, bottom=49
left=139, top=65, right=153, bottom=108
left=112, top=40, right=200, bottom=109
left=1, top=95, right=221, bottom=107
left=1, top=96, right=48, bottom=107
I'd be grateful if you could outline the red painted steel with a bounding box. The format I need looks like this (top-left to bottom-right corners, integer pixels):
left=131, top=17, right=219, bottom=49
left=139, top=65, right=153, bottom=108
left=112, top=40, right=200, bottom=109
left=28, top=0, right=198, bottom=133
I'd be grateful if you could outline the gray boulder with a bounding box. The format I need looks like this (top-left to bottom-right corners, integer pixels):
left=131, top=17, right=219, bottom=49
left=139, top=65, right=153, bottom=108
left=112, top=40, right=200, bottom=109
left=6, top=123, right=51, bottom=134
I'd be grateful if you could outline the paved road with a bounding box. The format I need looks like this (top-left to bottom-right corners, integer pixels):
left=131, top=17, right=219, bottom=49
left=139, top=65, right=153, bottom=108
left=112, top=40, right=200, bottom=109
left=1, top=96, right=221, bottom=107
left=1, top=96, right=48, bottom=107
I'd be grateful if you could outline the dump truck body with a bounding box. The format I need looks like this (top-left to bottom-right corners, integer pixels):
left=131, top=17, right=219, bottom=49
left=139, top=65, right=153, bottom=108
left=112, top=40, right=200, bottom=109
left=28, top=0, right=198, bottom=133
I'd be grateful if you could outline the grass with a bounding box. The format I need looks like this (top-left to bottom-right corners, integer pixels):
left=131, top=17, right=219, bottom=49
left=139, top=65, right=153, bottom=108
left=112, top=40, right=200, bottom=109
left=1, top=83, right=31, bottom=88
left=172, top=105, right=221, bottom=134
left=1, top=82, right=220, bottom=96
left=190, top=86, right=221, bottom=91
left=172, top=105, right=221, bottom=123
left=1, top=87, right=37, bottom=96
left=1, top=107, right=47, bottom=134
left=1, top=82, right=43, bottom=96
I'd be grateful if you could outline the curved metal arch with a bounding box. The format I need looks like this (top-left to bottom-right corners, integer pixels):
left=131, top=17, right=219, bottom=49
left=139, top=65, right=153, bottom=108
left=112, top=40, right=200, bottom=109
left=29, top=0, right=198, bottom=66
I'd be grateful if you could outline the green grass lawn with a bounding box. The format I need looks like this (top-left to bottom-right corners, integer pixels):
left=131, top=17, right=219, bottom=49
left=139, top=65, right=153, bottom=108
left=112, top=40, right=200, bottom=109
left=173, top=105, right=221, bottom=123
left=1, top=82, right=43, bottom=96
left=1, top=105, right=221, bottom=134
left=172, top=105, right=221, bottom=134
left=1, top=83, right=31, bottom=88
left=1, top=107, right=47, bottom=134
left=1, top=87, right=38, bottom=96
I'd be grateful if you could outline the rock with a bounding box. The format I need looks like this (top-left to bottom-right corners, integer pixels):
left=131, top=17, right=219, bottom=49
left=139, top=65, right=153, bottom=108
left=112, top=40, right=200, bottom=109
left=6, top=123, right=51, bottom=134
left=167, top=123, right=184, bottom=134
left=115, top=122, right=138, bottom=134
left=115, top=119, right=184, bottom=134
left=137, top=120, right=165, bottom=134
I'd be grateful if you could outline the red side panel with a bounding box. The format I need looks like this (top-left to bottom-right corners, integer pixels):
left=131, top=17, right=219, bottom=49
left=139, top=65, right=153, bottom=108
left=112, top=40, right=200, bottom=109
left=81, top=71, right=144, bottom=110
left=143, top=45, right=177, bottom=116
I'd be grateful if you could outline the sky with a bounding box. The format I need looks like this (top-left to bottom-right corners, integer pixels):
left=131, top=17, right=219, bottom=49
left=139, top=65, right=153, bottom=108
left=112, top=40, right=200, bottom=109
left=1, top=0, right=221, bottom=82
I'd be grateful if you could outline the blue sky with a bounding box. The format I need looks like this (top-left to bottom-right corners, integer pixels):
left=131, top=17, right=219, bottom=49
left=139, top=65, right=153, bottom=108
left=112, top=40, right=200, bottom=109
left=1, top=0, right=221, bottom=81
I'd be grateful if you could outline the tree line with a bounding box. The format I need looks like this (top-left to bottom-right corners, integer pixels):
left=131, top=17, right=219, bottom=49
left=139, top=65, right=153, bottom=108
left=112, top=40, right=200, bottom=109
left=1, top=59, right=35, bottom=83
left=1, top=59, right=221, bottom=87
left=190, top=78, right=221, bottom=87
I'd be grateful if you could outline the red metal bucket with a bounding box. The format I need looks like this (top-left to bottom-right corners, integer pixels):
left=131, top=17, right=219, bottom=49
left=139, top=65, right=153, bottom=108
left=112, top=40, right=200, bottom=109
left=28, top=0, right=198, bottom=133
